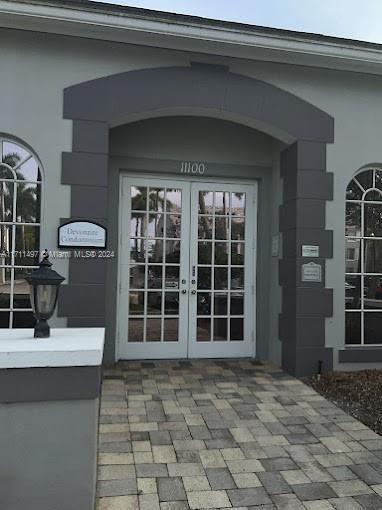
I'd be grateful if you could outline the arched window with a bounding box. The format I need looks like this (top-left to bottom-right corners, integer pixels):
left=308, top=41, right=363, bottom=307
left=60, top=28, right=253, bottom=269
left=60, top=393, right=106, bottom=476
left=0, top=137, right=41, bottom=328
left=346, top=167, right=382, bottom=345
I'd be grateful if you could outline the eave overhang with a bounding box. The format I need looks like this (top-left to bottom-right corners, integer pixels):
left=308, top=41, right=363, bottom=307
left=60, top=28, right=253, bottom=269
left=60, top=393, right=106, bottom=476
left=1, top=0, right=382, bottom=75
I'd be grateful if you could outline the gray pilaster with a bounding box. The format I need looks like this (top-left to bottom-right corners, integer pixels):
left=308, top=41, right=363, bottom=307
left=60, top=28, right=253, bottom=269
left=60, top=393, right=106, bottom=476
left=62, top=66, right=335, bottom=369
left=279, top=141, right=334, bottom=377
left=62, top=152, right=108, bottom=187
left=59, top=119, right=110, bottom=333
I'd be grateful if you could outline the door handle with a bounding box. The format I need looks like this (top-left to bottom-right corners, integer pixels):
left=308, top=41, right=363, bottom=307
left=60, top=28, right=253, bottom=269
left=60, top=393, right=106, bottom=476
left=191, top=290, right=196, bottom=295
left=181, top=289, right=187, bottom=294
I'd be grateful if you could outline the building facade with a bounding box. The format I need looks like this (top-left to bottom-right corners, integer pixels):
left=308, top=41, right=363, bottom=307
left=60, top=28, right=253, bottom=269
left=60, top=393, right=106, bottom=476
left=2, top=0, right=382, bottom=375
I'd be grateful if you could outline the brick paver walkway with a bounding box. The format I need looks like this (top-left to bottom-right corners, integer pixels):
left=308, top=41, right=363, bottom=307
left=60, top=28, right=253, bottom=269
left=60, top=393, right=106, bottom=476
left=97, top=360, right=382, bottom=509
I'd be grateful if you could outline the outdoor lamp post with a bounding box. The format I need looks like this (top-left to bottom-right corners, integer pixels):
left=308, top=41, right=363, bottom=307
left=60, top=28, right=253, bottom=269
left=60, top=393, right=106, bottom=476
left=25, top=250, right=65, bottom=338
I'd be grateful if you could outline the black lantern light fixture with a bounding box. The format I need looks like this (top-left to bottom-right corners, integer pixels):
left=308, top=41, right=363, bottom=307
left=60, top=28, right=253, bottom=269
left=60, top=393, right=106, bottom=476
left=25, top=250, right=65, bottom=338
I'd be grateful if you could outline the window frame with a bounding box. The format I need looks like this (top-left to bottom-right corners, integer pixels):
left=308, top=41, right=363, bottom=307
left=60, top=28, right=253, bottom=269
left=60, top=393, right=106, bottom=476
left=345, top=167, right=382, bottom=346
left=0, top=136, right=42, bottom=328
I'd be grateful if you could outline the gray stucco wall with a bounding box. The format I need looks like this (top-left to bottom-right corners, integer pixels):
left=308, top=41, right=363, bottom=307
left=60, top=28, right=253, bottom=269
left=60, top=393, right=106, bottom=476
left=62, top=63, right=333, bottom=375
left=2, top=26, right=382, bottom=368
left=110, top=116, right=274, bottom=165
left=0, top=398, right=99, bottom=510
left=107, top=116, right=278, bottom=364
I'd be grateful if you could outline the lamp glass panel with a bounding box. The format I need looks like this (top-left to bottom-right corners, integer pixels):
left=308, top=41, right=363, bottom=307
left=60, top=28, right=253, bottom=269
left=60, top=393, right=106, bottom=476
left=35, top=284, right=57, bottom=316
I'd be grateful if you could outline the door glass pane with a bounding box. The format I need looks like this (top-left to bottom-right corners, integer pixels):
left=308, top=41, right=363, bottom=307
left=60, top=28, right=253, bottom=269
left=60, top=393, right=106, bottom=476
left=14, top=269, right=33, bottom=308
left=215, top=192, right=230, bottom=215
left=163, top=318, right=178, bottom=342
left=165, top=266, right=179, bottom=289
left=131, top=213, right=146, bottom=237
left=130, top=265, right=145, bottom=289
left=127, top=182, right=183, bottom=347
left=148, top=214, right=165, bottom=237
left=231, top=243, right=244, bottom=265
left=165, top=241, right=180, bottom=263
left=215, top=243, right=229, bottom=265
left=194, top=188, right=249, bottom=344
left=147, top=240, right=163, bottom=263
left=197, top=318, right=211, bottom=342
left=231, top=268, right=244, bottom=290
left=198, top=192, right=213, bottom=213
left=148, top=188, right=165, bottom=211
left=126, top=183, right=252, bottom=352
left=129, top=291, right=144, bottom=315
left=231, top=192, right=245, bottom=216
left=231, top=218, right=245, bottom=240
left=198, top=242, right=212, bottom=264
left=131, top=186, right=146, bottom=210
left=214, top=293, right=228, bottom=315
left=230, top=318, right=244, bottom=341
left=146, top=318, right=162, bottom=342
left=128, top=319, right=144, bottom=342
left=130, top=238, right=145, bottom=263
left=166, top=216, right=181, bottom=238
left=147, top=266, right=162, bottom=288
left=164, top=292, right=179, bottom=314
left=166, top=189, right=182, bottom=212
left=231, top=293, right=244, bottom=315
left=198, top=216, right=213, bottom=239
left=214, top=268, right=228, bottom=290
left=198, top=267, right=211, bottom=290
left=147, top=292, right=162, bottom=314
left=197, top=293, right=211, bottom=315
left=215, top=217, right=229, bottom=239
left=214, top=318, right=228, bottom=341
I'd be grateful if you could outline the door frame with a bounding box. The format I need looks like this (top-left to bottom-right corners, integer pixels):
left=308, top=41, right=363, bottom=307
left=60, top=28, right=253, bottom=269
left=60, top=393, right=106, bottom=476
left=116, top=172, right=258, bottom=361
left=188, top=180, right=257, bottom=359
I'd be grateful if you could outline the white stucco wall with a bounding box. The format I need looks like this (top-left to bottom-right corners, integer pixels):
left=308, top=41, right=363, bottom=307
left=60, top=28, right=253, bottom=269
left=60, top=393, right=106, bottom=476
left=2, top=26, right=382, bottom=361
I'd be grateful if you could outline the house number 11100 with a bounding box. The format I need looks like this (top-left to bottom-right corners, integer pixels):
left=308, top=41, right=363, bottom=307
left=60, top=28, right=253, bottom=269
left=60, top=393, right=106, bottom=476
left=180, top=161, right=206, bottom=175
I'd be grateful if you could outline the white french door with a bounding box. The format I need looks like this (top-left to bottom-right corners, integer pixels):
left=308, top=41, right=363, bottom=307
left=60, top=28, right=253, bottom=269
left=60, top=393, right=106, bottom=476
left=118, top=175, right=257, bottom=360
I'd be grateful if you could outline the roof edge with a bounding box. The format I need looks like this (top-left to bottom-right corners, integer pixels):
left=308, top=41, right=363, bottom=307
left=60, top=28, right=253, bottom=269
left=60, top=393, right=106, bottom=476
left=2, top=0, right=382, bottom=75
left=13, top=0, right=382, bottom=51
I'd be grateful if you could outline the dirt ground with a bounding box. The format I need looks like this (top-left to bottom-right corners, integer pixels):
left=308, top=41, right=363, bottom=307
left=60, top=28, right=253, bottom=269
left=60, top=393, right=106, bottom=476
left=309, top=370, right=382, bottom=436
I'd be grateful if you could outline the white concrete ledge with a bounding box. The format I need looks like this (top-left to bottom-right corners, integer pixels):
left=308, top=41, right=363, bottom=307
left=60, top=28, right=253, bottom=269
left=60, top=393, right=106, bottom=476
left=0, top=328, right=105, bottom=369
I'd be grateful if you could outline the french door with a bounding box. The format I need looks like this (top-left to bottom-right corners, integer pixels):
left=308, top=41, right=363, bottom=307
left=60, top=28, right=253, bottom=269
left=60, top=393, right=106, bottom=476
left=118, top=176, right=257, bottom=359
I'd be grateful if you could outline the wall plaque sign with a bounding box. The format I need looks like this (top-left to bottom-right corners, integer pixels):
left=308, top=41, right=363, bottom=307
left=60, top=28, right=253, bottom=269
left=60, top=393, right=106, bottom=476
left=272, top=235, right=280, bottom=257
left=302, top=262, right=322, bottom=282
left=302, top=245, right=319, bottom=257
left=58, top=221, right=106, bottom=248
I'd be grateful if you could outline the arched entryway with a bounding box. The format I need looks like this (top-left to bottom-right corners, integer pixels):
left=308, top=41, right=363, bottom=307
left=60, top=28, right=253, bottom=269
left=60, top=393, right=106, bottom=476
left=60, top=64, right=334, bottom=376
